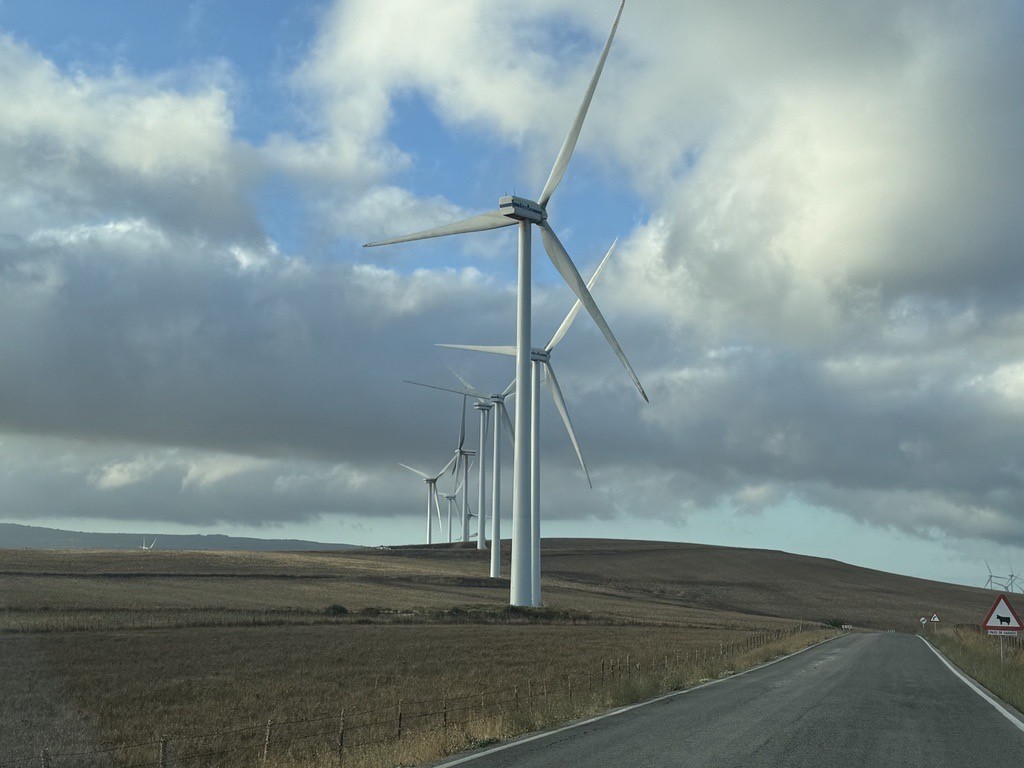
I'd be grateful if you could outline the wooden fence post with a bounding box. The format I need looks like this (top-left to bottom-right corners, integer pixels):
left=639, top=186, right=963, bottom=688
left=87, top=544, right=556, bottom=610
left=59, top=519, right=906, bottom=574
left=262, top=718, right=273, bottom=765
left=159, top=735, right=168, bottom=768
left=397, top=701, right=403, bottom=739
left=443, top=697, right=449, bottom=729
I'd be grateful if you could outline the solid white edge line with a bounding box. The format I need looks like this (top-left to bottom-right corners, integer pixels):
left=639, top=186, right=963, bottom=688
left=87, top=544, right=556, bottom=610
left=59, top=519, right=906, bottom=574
left=918, top=635, right=1024, bottom=735
left=431, top=632, right=844, bottom=767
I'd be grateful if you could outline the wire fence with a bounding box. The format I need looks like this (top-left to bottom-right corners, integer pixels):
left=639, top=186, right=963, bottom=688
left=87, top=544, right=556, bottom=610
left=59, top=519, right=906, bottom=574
left=8, top=624, right=821, bottom=768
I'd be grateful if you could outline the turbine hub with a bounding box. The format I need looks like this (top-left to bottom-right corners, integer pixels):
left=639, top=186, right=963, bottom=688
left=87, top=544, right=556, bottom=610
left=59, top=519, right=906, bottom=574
left=499, top=195, right=545, bottom=223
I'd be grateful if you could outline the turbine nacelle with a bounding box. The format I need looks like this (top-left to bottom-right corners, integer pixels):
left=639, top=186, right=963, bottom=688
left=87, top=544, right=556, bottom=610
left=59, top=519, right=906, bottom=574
left=529, top=348, right=551, bottom=363
left=499, top=195, right=546, bottom=223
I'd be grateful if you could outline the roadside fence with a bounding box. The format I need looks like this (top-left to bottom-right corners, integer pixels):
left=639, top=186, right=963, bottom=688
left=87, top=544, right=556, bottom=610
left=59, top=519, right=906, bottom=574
left=8, top=624, right=821, bottom=768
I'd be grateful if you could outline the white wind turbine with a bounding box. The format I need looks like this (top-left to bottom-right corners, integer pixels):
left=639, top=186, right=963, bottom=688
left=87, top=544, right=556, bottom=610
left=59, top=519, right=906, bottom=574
left=1008, top=565, right=1022, bottom=593
left=366, top=1, right=645, bottom=606
left=985, top=560, right=1009, bottom=590
left=139, top=537, right=156, bottom=550
left=440, top=240, right=618, bottom=603
left=405, top=376, right=516, bottom=576
left=449, top=396, right=478, bottom=543
left=399, top=456, right=456, bottom=544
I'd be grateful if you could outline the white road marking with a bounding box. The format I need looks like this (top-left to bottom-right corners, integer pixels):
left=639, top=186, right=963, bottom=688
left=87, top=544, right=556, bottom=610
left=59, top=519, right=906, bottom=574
left=918, top=635, right=1024, bottom=735
left=431, top=633, right=843, bottom=767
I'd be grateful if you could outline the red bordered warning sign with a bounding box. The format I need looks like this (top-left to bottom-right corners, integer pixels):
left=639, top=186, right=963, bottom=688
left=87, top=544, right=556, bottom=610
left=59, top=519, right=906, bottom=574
left=982, top=594, right=1023, bottom=636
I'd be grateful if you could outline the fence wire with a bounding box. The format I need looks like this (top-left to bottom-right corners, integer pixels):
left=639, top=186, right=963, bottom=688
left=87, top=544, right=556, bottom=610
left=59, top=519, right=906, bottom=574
left=6, top=625, right=818, bottom=768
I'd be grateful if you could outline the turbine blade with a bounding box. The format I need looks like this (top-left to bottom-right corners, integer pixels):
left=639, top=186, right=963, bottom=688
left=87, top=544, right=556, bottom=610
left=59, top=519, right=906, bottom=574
left=537, top=1, right=625, bottom=208
left=405, top=379, right=475, bottom=398
left=443, top=365, right=486, bottom=397
left=539, top=222, right=648, bottom=402
left=544, top=362, right=592, bottom=488
left=433, top=454, right=457, bottom=479
left=502, top=377, right=516, bottom=397
left=500, top=402, right=515, bottom=446
left=437, top=344, right=517, bottom=358
left=433, top=488, right=444, bottom=528
left=457, top=395, right=467, bottom=450
left=547, top=239, right=617, bottom=351
left=399, top=463, right=431, bottom=480
left=364, top=210, right=514, bottom=247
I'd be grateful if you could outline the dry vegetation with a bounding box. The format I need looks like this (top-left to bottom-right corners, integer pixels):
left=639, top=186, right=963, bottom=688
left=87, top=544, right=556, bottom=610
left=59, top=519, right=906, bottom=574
left=0, top=539, right=992, bottom=767
left=930, top=625, right=1024, bottom=714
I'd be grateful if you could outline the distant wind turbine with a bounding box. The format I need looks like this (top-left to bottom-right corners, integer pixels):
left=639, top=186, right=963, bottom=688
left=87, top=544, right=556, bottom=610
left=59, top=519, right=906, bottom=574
left=139, top=537, right=156, bottom=551
left=1008, top=565, right=1022, bottom=593
left=984, top=560, right=1009, bottom=591
left=366, top=2, right=644, bottom=606
left=399, top=456, right=456, bottom=543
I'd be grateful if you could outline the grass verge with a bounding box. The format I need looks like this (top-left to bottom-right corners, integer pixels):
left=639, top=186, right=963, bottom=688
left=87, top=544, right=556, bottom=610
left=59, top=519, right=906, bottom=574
left=929, top=626, right=1024, bottom=713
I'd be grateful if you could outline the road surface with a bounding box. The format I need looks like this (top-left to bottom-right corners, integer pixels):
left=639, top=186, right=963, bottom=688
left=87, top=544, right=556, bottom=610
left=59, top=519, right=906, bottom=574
left=434, top=632, right=1024, bottom=767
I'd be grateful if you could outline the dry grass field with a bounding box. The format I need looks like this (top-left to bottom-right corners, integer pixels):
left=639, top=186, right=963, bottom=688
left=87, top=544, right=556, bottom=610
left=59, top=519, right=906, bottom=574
left=0, top=538, right=996, bottom=767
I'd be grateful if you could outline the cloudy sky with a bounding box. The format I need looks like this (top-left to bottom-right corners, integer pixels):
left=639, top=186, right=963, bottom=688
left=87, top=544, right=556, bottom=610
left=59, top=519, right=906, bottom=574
left=1, top=0, right=1022, bottom=588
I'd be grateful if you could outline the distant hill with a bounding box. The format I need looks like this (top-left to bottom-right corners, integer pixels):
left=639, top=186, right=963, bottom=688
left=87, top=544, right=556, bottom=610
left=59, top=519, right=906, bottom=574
left=386, top=538, right=1001, bottom=630
left=0, top=522, right=357, bottom=552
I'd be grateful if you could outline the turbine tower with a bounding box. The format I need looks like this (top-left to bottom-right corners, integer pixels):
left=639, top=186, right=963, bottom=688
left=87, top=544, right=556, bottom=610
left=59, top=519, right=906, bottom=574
left=440, top=240, right=619, bottom=602
left=366, top=2, right=644, bottom=606
left=399, top=456, right=455, bottom=543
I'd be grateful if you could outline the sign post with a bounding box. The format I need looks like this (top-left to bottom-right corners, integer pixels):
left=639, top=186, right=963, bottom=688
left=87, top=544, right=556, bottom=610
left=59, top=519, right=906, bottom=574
left=982, top=594, right=1022, bottom=666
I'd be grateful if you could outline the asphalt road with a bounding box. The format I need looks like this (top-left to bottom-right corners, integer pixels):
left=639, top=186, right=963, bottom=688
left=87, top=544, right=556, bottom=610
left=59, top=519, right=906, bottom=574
left=435, top=633, right=1024, bottom=767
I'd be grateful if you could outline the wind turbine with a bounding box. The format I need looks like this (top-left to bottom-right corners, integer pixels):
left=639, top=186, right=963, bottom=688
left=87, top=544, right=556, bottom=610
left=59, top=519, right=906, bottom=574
left=449, top=396, right=479, bottom=543
left=1008, top=565, right=1021, bottom=593
left=139, top=537, right=156, bottom=550
left=399, top=456, right=456, bottom=543
left=440, top=239, right=618, bottom=603
left=366, top=2, right=645, bottom=606
left=984, top=560, right=1009, bottom=590
left=441, top=491, right=458, bottom=543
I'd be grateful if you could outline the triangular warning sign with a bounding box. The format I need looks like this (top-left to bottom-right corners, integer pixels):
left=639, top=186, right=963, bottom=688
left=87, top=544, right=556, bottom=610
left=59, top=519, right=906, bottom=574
left=930, top=613, right=940, bottom=622
left=983, top=594, right=1023, bottom=630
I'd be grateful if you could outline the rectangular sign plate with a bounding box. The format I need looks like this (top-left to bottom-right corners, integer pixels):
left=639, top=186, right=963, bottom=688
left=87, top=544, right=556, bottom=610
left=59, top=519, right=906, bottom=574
left=987, top=629, right=1020, bottom=637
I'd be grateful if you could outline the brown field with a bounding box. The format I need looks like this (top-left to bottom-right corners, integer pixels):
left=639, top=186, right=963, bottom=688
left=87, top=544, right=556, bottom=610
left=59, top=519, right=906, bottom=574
left=0, top=539, right=996, bottom=767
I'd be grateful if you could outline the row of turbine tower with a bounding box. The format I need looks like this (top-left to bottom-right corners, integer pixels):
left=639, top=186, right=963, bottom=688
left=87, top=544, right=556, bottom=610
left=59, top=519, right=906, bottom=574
left=400, top=240, right=622, bottom=596
left=377, top=1, right=644, bottom=606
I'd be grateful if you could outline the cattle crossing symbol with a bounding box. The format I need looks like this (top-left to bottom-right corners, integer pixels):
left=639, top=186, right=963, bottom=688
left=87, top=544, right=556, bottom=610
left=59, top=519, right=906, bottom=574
left=983, top=594, right=1022, bottom=637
